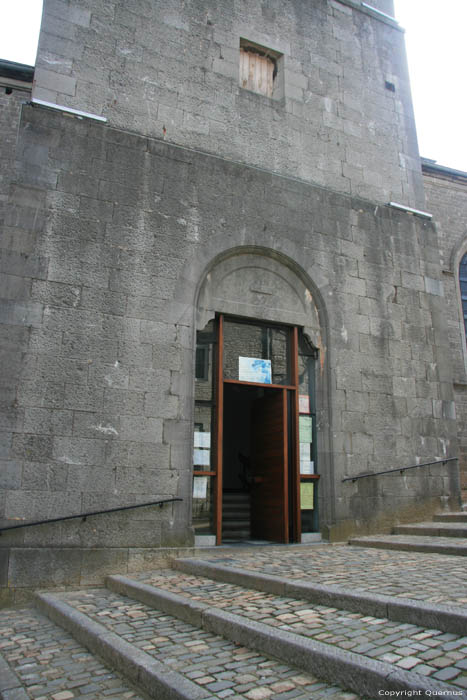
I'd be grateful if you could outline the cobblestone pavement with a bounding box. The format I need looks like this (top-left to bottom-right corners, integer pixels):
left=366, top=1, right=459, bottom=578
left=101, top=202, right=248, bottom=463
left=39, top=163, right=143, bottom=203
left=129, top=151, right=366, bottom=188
left=132, top=569, right=467, bottom=689
left=58, top=588, right=363, bottom=700
left=0, top=607, right=147, bottom=699
left=352, top=534, right=467, bottom=549
left=190, top=544, right=467, bottom=608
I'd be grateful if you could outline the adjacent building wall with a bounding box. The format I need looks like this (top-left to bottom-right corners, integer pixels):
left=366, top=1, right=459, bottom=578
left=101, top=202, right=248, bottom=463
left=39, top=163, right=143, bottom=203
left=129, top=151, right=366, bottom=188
left=423, top=162, right=467, bottom=499
left=0, top=66, right=34, bottom=541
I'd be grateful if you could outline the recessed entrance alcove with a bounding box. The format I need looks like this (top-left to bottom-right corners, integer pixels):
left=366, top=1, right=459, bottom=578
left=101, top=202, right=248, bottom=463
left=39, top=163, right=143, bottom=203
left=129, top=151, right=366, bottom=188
left=192, top=247, right=332, bottom=545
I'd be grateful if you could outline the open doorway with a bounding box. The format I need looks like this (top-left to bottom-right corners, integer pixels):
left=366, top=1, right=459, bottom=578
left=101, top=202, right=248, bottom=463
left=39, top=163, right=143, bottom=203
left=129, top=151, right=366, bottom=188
left=192, top=315, right=320, bottom=545
left=223, top=384, right=289, bottom=542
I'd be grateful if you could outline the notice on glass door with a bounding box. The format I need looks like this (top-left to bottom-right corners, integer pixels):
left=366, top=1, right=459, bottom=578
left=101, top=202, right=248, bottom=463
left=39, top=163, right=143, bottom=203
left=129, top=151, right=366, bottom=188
left=300, top=482, right=314, bottom=509
left=239, top=357, right=272, bottom=384
left=193, top=449, right=210, bottom=466
left=299, top=415, right=312, bottom=443
left=300, top=461, right=314, bottom=475
left=194, top=431, right=211, bottom=448
left=299, top=443, right=314, bottom=474
left=193, top=476, right=208, bottom=499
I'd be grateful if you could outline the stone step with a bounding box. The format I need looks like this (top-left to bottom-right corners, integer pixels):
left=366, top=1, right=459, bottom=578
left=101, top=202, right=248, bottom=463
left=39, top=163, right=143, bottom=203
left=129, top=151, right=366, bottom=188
left=349, top=534, right=467, bottom=557
left=223, top=491, right=250, bottom=502
left=222, top=531, right=251, bottom=540
left=222, top=518, right=250, bottom=532
left=200, top=543, right=466, bottom=615
left=171, top=555, right=467, bottom=636
left=222, top=501, right=250, bottom=509
left=36, top=587, right=367, bottom=700
left=107, top=569, right=467, bottom=695
left=394, top=522, right=467, bottom=537
left=223, top=512, right=250, bottom=519
left=434, top=512, right=467, bottom=522
left=0, top=605, right=148, bottom=699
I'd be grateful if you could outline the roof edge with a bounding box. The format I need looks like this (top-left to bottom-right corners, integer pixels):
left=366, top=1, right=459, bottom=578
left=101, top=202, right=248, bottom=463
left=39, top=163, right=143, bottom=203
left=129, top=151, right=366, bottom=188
left=0, top=58, right=34, bottom=84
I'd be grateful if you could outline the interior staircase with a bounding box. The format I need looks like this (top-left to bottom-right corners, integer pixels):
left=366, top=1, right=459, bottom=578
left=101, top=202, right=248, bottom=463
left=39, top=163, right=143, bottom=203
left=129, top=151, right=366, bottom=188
left=222, top=490, right=251, bottom=541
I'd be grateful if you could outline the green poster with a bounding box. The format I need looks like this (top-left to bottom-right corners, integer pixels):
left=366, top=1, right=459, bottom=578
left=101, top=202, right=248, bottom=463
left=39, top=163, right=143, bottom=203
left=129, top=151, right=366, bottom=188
left=300, top=482, right=314, bottom=510
left=299, top=415, right=312, bottom=443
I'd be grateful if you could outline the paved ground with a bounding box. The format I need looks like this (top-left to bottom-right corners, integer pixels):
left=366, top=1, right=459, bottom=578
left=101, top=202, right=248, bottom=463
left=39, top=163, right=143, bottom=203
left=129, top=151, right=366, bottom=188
left=128, top=568, right=467, bottom=689
left=350, top=534, right=467, bottom=554
left=1, top=543, right=466, bottom=698
left=190, top=543, right=467, bottom=608
left=56, top=587, right=363, bottom=700
left=0, top=607, right=147, bottom=699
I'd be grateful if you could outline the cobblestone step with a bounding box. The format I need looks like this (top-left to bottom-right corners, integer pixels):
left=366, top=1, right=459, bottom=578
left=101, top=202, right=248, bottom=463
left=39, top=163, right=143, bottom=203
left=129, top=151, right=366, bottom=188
left=349, top=534, right=467, bottom=556
left=393, top=522, right=467, bottom=537
left=170, top=555, right=467, bottom=635
left=0, top=606, right=149, bottom=700
left=106, top=570, right=467, bottom=696
left=36, top=587, right=366, bottom=700
left=167, top=543, right=466, bottom=608
left=434, top=512, right=467, bottom=522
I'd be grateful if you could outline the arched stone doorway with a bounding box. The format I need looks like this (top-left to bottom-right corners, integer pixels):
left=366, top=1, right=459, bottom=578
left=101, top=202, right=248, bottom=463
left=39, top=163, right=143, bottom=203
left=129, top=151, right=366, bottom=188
left=192, top=247, right=332, bottom=545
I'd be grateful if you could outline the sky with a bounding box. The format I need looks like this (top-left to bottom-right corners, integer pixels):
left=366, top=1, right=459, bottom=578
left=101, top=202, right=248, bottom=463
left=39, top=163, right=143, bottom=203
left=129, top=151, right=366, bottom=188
left=1, top=0, right=466, bottom=173
left=393, top=0, right=467, bottom=173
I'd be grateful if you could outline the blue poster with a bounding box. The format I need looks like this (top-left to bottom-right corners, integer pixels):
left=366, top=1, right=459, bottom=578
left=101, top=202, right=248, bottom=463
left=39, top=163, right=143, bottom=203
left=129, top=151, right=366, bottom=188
left=239, top=357, right=272, bottom=384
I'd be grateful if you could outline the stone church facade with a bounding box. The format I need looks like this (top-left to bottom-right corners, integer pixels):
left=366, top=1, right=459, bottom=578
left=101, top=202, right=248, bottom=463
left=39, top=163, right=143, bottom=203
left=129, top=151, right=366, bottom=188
left=0, top=0, right=465, bottom=600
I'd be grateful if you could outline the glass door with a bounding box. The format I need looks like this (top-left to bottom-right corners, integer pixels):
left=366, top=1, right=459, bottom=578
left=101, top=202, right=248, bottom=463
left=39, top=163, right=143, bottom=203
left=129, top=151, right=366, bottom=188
left=192, top=315, right=319, bottom=544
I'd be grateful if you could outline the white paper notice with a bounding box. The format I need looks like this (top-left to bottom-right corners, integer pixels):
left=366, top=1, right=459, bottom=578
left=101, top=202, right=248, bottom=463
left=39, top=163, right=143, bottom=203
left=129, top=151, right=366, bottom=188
left=300, top=443, right=310, bottom=461
left=299, top=415, right=312, bottom=443
left=194, top=431, right=211, bottom=448
left=193, top=476, right=208, bottom=499
left=300, top=461, right=314, bottom=475
left=239, top=357, right=272, bottom=384
left=193, top=449, right=210, bottom=466
left=299, top=395, right=310, bottom=414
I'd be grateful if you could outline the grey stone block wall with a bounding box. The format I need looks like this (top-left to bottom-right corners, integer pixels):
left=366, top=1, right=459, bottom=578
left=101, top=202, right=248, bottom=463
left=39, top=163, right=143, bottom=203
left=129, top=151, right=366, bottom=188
left=0, top=105, right=458, bottom=553
left=33, top=0, right=423, bottom=207
left=423, top=169, right=467, bottom=496
left=1, top=0, right=463, bottom=595
left=0, top=86, right=41, bottom=533
left=0, top=89, right=32, bottom=252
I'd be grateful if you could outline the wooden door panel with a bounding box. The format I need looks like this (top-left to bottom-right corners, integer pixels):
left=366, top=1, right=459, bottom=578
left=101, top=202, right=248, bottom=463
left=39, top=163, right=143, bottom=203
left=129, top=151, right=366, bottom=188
left=251, top=390, right=288, bottom=542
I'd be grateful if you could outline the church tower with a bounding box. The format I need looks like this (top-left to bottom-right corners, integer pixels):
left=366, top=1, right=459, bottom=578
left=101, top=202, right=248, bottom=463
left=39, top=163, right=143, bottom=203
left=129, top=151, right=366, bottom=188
left=0, top=0, right=460, bottom=596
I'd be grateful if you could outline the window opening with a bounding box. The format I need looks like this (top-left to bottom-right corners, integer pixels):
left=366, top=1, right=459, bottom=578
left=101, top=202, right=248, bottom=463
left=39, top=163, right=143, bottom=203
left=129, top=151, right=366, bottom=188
left=460, top=253, right=467, bottom=342
left=239, top=38, right=282, bottom=98
left=223, top=317, right=291, bottom=385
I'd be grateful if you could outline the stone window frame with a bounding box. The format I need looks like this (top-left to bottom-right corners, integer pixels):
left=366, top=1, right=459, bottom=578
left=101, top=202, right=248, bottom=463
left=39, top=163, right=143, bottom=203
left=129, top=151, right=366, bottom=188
left=452, top=236, right=467, bottom=373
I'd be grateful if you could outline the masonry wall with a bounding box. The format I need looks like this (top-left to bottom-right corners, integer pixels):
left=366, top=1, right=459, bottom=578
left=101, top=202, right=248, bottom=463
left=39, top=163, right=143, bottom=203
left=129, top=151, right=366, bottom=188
left=0, top=87, right=34, bottom=528
left=0, top=89, right=30, bottom=248
left=423, top=168, right=467, bottom=497
left=0, top=0, right=461, bottom=597
left=0, top=106, right=458, bottom=554
left=33, top=0, right=422, bottom=207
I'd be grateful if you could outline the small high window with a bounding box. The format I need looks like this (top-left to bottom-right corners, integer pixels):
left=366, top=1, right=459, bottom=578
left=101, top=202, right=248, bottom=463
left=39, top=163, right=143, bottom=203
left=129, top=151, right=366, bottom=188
left=239, top=38, right=282, bottom=98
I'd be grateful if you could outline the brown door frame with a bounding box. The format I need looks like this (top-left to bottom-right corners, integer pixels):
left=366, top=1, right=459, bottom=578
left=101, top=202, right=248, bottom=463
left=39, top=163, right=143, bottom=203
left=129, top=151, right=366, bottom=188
left=214, top=315, right=302, bottom=545
left=215, top=314, right=224, bottom=545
